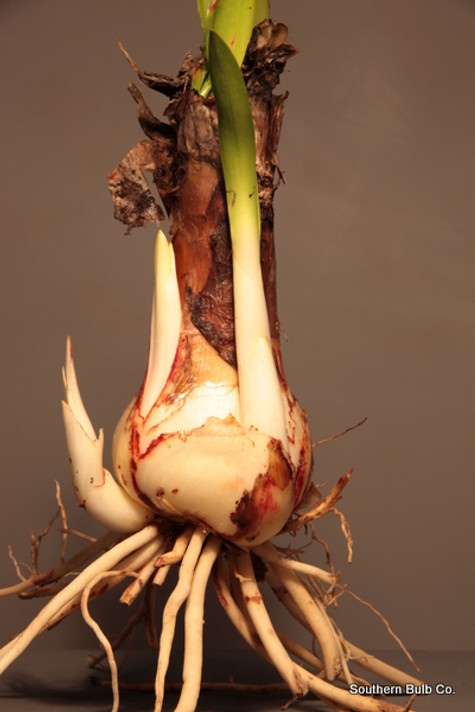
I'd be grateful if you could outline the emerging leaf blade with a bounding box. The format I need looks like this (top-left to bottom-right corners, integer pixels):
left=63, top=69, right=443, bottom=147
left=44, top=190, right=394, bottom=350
left=208, top=30, right=288, bottom=445
left=208, top=29, right=260, bottom=246
left=206, top=0, right=269, bottom=67
left=193, top=0, right=269, bottom=96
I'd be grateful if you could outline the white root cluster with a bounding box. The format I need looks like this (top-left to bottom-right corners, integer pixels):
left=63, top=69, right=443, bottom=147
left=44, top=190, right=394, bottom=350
left=0, top=493, right=423, bottom=712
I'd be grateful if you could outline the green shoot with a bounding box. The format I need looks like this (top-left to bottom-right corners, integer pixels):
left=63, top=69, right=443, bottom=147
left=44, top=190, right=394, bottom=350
left=208, top=29, right=287, bottom=445
left=193, top=0, right=269, bottom=96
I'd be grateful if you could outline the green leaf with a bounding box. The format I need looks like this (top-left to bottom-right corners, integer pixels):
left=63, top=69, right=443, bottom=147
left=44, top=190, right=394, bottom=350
left=197, top=0, right=209, bottom=34
left=209, top=29, right=287, bottom=442
left=206, top=0, right=269, bottom=67
left=193, top=0, right=269, bottom=96
left=208, top=29, right=260, bottom=247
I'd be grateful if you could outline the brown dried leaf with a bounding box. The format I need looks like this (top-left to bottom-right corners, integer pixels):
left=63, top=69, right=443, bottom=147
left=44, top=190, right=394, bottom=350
left=107, top=140, right=166, bottom=233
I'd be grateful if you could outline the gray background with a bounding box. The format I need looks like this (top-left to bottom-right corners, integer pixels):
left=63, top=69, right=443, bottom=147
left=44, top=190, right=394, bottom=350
left=0, top=0, right=474, bottom=676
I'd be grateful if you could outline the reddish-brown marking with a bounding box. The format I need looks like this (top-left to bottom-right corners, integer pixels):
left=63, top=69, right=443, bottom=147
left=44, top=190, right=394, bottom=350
left=230, top=442, right=292, bottom=542
left=139, top=433, right=170, bottom=460
left=244, top=593, right=263, bottom=605
left=293, top=442, right=313, bottom=508
left=211, top=568, right=228, bottom=609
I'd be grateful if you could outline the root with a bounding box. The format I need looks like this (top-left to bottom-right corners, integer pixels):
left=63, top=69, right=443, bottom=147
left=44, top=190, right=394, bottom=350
left=153, top=527, right=208, bottom=712
left=269, top=558, right=348, bottom=682
left=213, top=555, right=421, bottom=712
left=82, top=570, right=131, bottom=712
left=44, top=532, right=167, bottom=630
left=0, top=524, right=161, bottom=674
left=286, top=469, right=353, bottom=533
left=233, top=549, right=308, bottom=698
left=0, top=529, right=123, bottom=598
left=0, top=479, right=423, bottom=712
left=312, top=417, right=368, bottom=448
left=87, top=595, right=148, bottom=668
left=153, top=525, right=194, bottom=586
left=175, top=536, right=221, bottom=712
left=343, top=590, right=419, bottom=673
left=254, top=540, right=336, bottom=585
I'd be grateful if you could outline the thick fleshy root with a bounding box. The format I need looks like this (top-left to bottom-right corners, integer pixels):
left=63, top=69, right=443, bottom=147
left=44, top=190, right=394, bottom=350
left=0, top=507, right=423, bottom=712
left=213, top=545, right=422, bottom=712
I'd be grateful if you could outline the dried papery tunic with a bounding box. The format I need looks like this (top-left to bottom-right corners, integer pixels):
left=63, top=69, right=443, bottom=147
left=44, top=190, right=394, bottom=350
left=109, top=21, right=296, bottom=365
